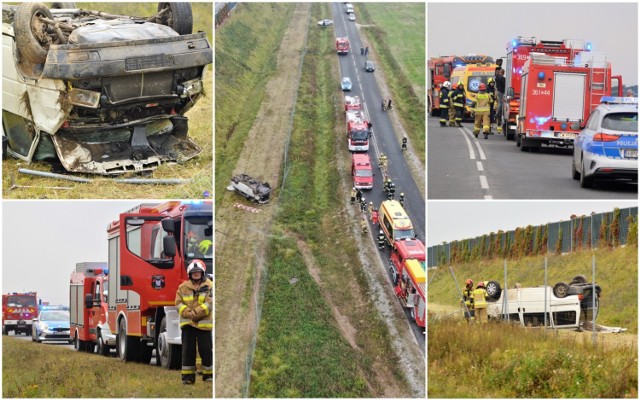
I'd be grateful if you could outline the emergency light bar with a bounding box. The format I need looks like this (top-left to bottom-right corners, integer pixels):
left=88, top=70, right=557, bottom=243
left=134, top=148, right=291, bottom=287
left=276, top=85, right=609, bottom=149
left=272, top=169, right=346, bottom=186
left=600, top=96, right=638, bottom=104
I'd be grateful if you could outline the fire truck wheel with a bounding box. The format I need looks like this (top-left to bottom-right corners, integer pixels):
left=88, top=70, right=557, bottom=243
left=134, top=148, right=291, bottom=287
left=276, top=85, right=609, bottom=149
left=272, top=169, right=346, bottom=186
left=73, top=334, right=78, bottom=350
left=157, top=317, right=181, bottom=369
left=138, top=343, right=153, bottom=364
left=117, top=318, right=140, bottom=362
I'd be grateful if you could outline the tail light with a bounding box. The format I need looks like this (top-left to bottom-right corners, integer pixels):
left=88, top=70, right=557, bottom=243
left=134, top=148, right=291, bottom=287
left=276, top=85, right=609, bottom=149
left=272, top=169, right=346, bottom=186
left=593, top=133, right=620, bottom=142
left=578, top=294, right=584, bottom=300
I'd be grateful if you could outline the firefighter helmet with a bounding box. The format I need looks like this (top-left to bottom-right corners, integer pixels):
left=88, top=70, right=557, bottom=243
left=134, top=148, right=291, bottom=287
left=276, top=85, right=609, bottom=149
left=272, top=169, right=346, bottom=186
left=479, top=83, right=486, bottom=91
left=187, top=259, right=206, bottom=277
left=488, top=77, right=494, bottom=84
left=443, top=81, right=451, bottom=89
left=477, top=281, right=485, bottom=288
left=187, top=231, right=196, bottom=239
left=466, top=279, right=473, bottom=286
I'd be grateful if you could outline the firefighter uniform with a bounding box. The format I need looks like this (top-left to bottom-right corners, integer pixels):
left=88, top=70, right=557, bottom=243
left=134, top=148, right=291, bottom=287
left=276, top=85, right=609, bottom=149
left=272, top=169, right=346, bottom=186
left=487, top=79, right=497, bottom=129
left=462, top=287, right=475, bottom=320
left=472, top=285, right=488, bottom=323
left=350, top=187, right=356, bottom=204
left=472, top=85, right=491, bottom=139
left=377, top=230, right=385, bottom=249
left=452, top=84, right=466, bottom=127
left=448, top=86, right=457, bottom=126
left=439, top=84, right=450, bottom=127
left=360, top=218, right=368, bottom=234
left=176, top=268, right=213, bottom=384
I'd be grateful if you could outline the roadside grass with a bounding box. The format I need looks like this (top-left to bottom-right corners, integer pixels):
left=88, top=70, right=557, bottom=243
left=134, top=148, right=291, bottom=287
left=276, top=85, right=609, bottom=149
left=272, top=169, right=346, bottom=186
left=249, top=4, right=404, bottom=397
left=356, top=3, right=425, bottom=164
left=429, top=319, right=638, bottom=398
left=2, top=337, right=212, bottom=398
left=428, top=246, right=638, bottom=333
left=2, top=3, right=213, bottom=199
left=214, top=3, right=295, bottom=202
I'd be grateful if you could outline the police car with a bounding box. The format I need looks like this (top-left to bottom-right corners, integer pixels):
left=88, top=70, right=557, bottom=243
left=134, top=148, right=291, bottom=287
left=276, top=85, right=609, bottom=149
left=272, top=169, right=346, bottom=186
left=32, top=306, right=72, bottom=344
left=572, top=97, right=638, bottom=188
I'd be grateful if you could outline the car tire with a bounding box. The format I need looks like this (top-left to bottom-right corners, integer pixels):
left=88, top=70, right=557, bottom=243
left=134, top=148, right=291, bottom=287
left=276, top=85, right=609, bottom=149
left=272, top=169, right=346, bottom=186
left=485, top=280, right=502, bottom=301
left=50, top=2, right=76, bottom=8
left=571, top=274, right=588, bottom=285
left=579, top=157, right=594, bottom=188
left=553, top=282, right=570, bottom=298
left=157, top=3, right=193, bottom=35
left=14, top=2, right=54, bottom=65
left=571, top=158, right=580, bottom=180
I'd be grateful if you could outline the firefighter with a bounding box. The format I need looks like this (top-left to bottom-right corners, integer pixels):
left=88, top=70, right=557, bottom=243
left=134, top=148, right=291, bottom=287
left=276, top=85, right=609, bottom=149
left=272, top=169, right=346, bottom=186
left=387, top=181, right=396, bottom=199
left=448, top=83, right=457, bottom=126
left=399, top=192, right=405, bottom=207
left=367, top=201, right=374, bottom=218
left=381, top=98, right=386, bottom=111
left=186, top=231, right=198, bottom=253
left=461, top=279, right=475, bottom=321
left=401, top=136, right=407, bottom=151
left=360, top=196, right=367, bottom=213
left=473, top=281, right=488, bottom=323
left=356, top=188, right=363, bottom=204
left=487, top=78, right=497, bottom=132
left=377, top=230, right=385, bottom=249
left=360, top=218, right=367, bottom=234
left=367, top=121, right=373, bottom=137
left=176, top=259, right=213, bottom=384
left=495, top=69, right=506, bottom=133
left=452, top=82, right=466, bottom=127
left=371, top=208, right=379, bottom=225
left=439, top=81, right=451, bottom=127
left=350, top=187, right=357, bottom=204
left=472, top=83, right=491, bottom=139
left=378, top=153, right=388, bottom=173
left=387, top=99, right=392, bottom=110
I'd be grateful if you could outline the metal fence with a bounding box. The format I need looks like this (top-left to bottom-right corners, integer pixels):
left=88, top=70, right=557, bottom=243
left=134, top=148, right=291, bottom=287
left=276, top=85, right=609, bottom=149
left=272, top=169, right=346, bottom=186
left=428, top=207, right=637, bottom=268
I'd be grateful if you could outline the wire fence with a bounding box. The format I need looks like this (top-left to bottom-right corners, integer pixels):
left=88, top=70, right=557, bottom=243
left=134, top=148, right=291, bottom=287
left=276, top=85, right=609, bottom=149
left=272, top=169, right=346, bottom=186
left=428, top=207, right=637, bottom=268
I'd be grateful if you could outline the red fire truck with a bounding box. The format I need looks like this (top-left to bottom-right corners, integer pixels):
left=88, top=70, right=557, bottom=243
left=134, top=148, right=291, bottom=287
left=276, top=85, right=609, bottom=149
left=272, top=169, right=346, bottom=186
left=336, top=37, right=349, bottom=55
left=502, top=38, right=593, bottom=140
left=351, top=153, right=373, bottom=190
left=344, top=95, right=361, bottom=112
left=2, top=292, right=38, bottom=335
left=428, top=54, right=494, bottom=115
left=389, top=239, right=426, bottom=328
left=516, top=51, right=621, bottom=151
left=70, top=262, right=112, bottom=355
left=105, top=201, right=212, bottom=369
left=346, top=109, right=369, bottom=151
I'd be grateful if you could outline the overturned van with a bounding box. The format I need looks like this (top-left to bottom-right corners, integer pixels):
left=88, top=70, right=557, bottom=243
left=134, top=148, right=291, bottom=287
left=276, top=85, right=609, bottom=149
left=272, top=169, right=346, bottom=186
left=2, top=3, right=212, bottom=174
left=485, top=275, right=601, bottom=329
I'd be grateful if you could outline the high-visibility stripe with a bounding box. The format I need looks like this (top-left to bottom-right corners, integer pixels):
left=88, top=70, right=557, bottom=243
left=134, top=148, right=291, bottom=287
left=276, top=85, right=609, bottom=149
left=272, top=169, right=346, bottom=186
left=181, top=295, right=194, bottom=301
left=197, top=323, right=213, bottom=329
left=201, top=303, right=210, bottom=316
left=198, top=294, right=206, bottom=304
left=178, top=305, right=188, bottom=315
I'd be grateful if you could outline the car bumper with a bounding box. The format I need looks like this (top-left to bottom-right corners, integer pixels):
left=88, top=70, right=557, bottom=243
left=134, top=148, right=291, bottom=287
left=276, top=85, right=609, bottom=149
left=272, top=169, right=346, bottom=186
left=583, top=153, right=638, bottom=183
left=36, top=330, right=71, bottom=342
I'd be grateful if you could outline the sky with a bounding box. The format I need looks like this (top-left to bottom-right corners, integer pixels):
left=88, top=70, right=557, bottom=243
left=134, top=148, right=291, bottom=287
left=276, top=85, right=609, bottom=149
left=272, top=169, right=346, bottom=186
left=427, top=200, right=638, bottom=246
left=428, top=2, right=638, bottom=86
left=2, top=201, right=140, bottom=306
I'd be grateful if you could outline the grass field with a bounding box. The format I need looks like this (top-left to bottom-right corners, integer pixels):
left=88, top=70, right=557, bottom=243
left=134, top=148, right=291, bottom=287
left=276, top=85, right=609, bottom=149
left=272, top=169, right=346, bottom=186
left=2, top=337, right=212, bottom=398
left=356, top=3, right=425, bottom=165
left=2, top=3, right=213, bottom=199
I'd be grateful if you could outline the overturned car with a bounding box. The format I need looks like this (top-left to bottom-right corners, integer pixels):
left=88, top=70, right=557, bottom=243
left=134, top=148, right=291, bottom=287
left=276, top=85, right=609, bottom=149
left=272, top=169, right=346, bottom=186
left=227, top=174, right=271, bottom=204
left=2, top=2, right=212, bottom=174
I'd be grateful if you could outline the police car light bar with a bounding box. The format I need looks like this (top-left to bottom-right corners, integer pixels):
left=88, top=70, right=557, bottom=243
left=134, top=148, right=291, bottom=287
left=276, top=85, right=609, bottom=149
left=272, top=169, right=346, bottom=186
left=600, top=96, right=638, bottom=104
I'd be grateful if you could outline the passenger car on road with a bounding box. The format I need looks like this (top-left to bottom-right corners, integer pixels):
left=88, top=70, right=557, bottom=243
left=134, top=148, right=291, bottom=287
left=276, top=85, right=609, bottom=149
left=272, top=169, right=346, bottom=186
left=341, top=77, right=352, bottom=91
left=2, top=2, right=212, bottom=175
left=572, top=97, right=638, bottom=188
left=364, top=60, right=375, bottom=72
left=32, top=307, right=72, bottom=343
left=348, top=13, right=355, bottom=21
left=317, top=19, right=333, bottom=26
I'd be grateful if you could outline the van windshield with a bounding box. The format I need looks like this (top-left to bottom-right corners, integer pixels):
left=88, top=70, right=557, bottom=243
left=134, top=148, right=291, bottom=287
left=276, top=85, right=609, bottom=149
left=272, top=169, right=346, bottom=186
left=351, top=129, right=368, bottom=140
left=394, top=228, right=415, bottom=241
left=354, top=169, right=372, bottom=177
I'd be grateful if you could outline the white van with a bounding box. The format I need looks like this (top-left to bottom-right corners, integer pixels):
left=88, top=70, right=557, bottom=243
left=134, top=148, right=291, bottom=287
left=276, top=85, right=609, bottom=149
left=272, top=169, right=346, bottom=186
left=485, top=276, right=601, bottom=329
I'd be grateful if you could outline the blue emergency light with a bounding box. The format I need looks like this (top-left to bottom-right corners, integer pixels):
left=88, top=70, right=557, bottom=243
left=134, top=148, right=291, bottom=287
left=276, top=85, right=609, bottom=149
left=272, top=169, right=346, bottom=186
left=600, top=96, right=638, bottom=104
left=586, top=42, right=592, bottom=51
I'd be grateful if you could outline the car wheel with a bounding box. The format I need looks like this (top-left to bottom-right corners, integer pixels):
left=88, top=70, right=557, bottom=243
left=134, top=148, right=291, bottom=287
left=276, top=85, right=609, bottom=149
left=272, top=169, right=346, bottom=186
left=579, top=157, right=594, bottom=188
left=553, top=282, right=570, bottom=298
left=571, top=274, right=587, bottom=285
left=485, top=280, right=502, bottom=300
left=571, top=157, right=580, bottom=180
left=157, top=3, right=193, bottom=35
left=50, top=2, right=76, bottom=8
left=14, top=2, right=54, bottom=64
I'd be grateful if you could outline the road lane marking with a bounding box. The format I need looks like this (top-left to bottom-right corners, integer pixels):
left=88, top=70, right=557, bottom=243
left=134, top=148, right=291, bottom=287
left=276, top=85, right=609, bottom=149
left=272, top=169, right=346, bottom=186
left=459, top=128, right=476, bottom=160
left=476, top=161, right=484, bottom=172
left=479, top=175, right=489, bottom=189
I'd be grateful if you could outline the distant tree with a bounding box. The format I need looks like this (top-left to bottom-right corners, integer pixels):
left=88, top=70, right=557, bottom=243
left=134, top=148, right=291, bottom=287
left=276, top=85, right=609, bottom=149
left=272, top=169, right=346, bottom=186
left=574, top=216, right=584, bottom=251
left=627, top=215, right=638, bottom=246
left=541, top=224, right=548, bottom=254
left=599, top=213, right=609, bottom=248
left=611, top=208, right=621, bottom=247
left=555, top=225, right=563, bottom=254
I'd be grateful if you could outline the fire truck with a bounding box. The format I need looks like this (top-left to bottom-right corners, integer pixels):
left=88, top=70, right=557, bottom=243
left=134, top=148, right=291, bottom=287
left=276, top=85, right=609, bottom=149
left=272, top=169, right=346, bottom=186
left=70, top=262, right=113, bottom=355
left=502, top=38, right=596, bottom=140
left=344, top=95, right=361, bottom=112
left=2, top=292, right=38, bottom=335
left=351, top=153, right=373, bottom=190
left=516, top=51, right=621, bottom=151
left=428, top=54, right=494, bottom=115
left=105, top=201, right=212, bottom=369
left=336, top=37, right=350, bottom=55
left=346, top=109, right=369, bottom=151
left=389, top=239, right=426, bottom=328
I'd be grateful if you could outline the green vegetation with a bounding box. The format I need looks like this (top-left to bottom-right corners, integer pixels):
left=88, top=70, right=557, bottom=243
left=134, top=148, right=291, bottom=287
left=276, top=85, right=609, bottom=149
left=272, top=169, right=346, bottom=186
left=248, top=4, right=403, bottom=397
left=429, top=319, right=637, bottom=398
left=3, top=337, right=212, bottom=398
left=357, top=3, right=425, bottom=164
left=215, top=3, right=295, bottom=200
left=428, top=246, right=638, bottom=333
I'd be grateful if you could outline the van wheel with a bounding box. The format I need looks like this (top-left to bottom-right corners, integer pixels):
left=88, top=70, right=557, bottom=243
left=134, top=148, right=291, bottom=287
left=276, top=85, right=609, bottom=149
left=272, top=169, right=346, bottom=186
left=570, top=274, right=587, bottom=285
left=157, top=3, right=193, bottom=35
left=485, top=280, right=502, bottom=300
left=553, top=282, right=570, bottom=298
left=15, top=2, right=54, bottom=64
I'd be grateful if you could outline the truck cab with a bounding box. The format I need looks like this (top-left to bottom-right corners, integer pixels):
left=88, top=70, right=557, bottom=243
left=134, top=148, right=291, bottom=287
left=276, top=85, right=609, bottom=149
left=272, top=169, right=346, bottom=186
left=2, top=292, right=38, bottom=335
left=351, top=153, right=373, bottom=189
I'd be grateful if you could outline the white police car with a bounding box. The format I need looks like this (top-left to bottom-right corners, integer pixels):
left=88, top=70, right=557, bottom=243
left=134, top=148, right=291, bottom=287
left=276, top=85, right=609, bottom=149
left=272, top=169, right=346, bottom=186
left=572, top=97, right=638, bottom=188
left=32, top=306, right=72, bottom=344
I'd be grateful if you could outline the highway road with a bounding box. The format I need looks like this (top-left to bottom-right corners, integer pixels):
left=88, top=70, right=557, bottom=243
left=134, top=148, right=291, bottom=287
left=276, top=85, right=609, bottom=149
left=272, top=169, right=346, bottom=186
left=428, top=116, right=638, bottom=199
left=332, top=4, right=425, bottom=351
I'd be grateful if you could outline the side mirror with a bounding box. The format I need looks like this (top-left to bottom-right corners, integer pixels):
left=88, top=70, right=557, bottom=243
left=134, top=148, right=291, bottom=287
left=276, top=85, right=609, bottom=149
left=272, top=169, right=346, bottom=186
left=163, top=236, right=176, bottom=257
left=162, top=219, right=175, bottom=233
left=84, top=293, right=93, bottom=308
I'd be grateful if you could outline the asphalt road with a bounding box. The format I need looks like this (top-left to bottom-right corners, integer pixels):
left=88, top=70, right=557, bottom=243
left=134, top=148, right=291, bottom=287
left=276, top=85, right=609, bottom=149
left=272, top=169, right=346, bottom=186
left=332, top=4, right=426, bottom=351
left=427, top=116, right=638, bottom=199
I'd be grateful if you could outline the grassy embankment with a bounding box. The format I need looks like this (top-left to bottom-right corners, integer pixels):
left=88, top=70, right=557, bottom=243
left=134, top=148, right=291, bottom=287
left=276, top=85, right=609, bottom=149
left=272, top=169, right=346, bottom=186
left=3, top=3, right=212, bottom=199
left=214, top=3, right=295, bottom=202
left=357, top=3, right=426, bottom=164
left=2, top=337, right=212, bottom=398
left=428, top=246, right=638, bottom=398
left=248, top=3, right=405, bottom=397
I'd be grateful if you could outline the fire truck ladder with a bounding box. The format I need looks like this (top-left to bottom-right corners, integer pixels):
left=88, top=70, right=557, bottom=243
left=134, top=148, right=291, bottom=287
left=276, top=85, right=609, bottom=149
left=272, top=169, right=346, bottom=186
left=589, top=56, right=608, bottom=110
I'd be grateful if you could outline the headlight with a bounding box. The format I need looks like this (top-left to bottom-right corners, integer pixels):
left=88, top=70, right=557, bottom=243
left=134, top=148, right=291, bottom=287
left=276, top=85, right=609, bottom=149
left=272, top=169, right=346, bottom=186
left=39, top=323, right=48, bottom=331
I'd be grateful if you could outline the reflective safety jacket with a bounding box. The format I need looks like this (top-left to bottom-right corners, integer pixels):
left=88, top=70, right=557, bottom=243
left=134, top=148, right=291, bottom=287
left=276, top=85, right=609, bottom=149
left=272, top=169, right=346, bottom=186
left=473, top=288, right=488, bottom=309
left=474, top=92, right=490, bottom=113
left=452, top=88, right=466, bottom=108
left=175, top=278, right=213, bottom=330
left=439, top=87, right=450, bottom=108
left=462, top=288, right=474, bottom=309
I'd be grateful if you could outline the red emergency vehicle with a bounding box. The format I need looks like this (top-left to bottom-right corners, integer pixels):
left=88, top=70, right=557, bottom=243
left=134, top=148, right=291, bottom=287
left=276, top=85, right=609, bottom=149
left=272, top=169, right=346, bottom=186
left=336, top=37, right=349, bottom=55
left=351, top=153, right=373, bottom=190
left=105, top=201, right=212, bottom=368
left=516, top=51, right=621, bottom=151
left=70, top=262, right=112, bottom=355
left=346, top=109, right=369, bottom=151
left=2, top=292, right=38, bottom=335
left=344, top=95, right=361, bottom=112
left=390, top=239, right=426, bottom=328
left=502, top=38, right=592, bottom=140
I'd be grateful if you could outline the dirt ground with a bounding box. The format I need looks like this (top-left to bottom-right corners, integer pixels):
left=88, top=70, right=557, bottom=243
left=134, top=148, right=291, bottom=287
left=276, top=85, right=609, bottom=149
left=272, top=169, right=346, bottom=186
left=214, top=4, right=311, bottom=397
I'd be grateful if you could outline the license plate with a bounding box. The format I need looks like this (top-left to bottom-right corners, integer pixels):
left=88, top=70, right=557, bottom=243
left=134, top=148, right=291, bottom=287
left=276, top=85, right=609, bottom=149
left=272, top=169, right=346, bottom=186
left=623, top=149, right=638, bottom=159
left=558, top=132, right=577, bottom=138
left=17, top=321, right=25, bottom=325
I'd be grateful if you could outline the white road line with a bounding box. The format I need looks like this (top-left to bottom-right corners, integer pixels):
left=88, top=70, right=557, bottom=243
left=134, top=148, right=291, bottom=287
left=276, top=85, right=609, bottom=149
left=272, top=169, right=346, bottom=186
left=479, top=175, right=489, bottom=189
left=476, top=161, right=484, bottom=172
left=484, top=195, right=493, bottom=200
left=473, top=139, right=487, bottom=161
left=459, top=128, right=476, bottom=160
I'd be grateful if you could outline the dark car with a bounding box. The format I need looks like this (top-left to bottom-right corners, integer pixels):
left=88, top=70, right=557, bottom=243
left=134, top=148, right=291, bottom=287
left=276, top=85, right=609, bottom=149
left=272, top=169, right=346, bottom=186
left=364, top=60, right=375, bottom=72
